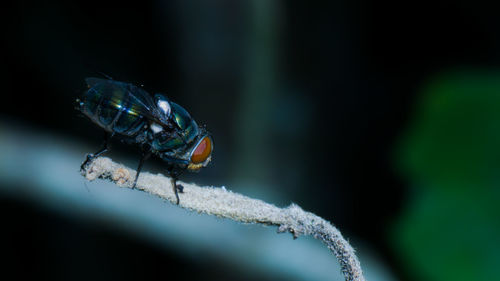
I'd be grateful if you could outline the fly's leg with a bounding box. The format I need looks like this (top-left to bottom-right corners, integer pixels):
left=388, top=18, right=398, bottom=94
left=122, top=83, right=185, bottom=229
left=168, top=168, right=184, bottom=205
left=132, top=147, right=152, bottom=188
left=170, top=177, right=184, bottom=205
left=81, top=131, right=113, bottom=170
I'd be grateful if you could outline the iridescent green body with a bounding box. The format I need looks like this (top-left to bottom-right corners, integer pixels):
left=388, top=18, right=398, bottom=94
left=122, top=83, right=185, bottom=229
left=78, top=77, right=213, bottom=204
left=78, top=78, right=205, bottom=166
left=151, top=102, right=199, bottom=152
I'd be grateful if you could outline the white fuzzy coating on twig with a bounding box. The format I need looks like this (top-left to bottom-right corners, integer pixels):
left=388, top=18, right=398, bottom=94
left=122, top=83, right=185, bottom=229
left=82, top=157, right=365, bottom=281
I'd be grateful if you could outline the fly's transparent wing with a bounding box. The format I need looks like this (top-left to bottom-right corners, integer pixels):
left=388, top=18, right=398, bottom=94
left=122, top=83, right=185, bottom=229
left=84, top=77, right=167, bottom=126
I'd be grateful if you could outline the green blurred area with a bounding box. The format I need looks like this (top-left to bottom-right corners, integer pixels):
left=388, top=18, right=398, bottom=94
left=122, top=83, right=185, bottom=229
left=395, top=71, right=500, bottom=281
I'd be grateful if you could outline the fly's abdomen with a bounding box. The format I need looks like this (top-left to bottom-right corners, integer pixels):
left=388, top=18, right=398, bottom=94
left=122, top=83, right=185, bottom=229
left=79, top=80, right=146, bottom=137
left=112, top=102, right=146, bottom=136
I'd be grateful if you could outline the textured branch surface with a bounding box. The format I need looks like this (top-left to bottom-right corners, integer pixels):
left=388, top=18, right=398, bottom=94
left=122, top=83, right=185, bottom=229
left=82, top=157, right=365, bottom=281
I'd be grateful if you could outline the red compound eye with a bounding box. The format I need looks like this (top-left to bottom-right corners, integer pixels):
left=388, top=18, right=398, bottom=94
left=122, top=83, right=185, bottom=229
left=191, top=136, right=212, bottom=164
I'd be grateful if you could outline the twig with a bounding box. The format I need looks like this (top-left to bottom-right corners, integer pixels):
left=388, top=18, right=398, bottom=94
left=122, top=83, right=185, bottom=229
left=81, top=157, right=365, bottom=281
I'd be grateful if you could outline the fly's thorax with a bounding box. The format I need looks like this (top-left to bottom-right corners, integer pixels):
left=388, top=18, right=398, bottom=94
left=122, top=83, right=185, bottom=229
left=148, top=111, right=200, bottom=152
left=148, top=95, right=200, bottom=151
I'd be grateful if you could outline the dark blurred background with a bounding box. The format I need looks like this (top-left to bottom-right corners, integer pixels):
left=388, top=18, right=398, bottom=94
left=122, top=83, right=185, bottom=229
left=2, top=0, right=500, bottom=280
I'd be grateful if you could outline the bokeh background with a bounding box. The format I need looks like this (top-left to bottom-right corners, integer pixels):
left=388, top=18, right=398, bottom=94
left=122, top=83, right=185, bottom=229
left=2, top=1, right=500, bottom=280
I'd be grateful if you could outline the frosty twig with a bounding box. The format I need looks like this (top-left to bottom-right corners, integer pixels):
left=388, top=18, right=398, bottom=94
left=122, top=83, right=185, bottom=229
left=81, top=157, right=365, bottom=281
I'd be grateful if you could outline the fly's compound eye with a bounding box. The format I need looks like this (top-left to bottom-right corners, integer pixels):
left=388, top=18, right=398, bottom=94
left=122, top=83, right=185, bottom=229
left=191, top=136, right=212, bottom=164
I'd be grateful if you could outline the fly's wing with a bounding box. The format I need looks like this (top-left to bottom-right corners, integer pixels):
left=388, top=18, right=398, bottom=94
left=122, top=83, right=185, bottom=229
left=85, top=77, right=155, bottom=113
left=83, top=77, right=168, bottom=127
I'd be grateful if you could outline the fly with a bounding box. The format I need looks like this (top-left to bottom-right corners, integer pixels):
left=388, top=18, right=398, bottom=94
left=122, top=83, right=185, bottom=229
left=77, top=77, right=213, bottom=204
